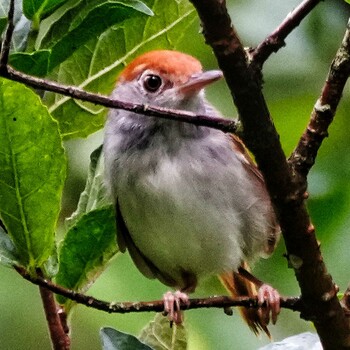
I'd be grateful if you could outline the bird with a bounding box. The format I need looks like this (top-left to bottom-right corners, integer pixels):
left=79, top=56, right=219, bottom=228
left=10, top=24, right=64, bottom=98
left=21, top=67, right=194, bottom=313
left=103, top=50, right=281, bottom=335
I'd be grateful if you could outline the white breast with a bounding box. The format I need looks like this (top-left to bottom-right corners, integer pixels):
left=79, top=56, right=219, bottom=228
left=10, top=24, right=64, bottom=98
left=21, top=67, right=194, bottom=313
left=105, top=114, right=274, bottom=288
left=116, top=140, right=265, bottom=285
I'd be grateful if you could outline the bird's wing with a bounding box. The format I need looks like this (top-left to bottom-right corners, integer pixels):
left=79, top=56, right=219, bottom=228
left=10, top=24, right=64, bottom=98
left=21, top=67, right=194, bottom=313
left=116, top=200, right=178, bottom=287
left=229, top=133, right=265, bottom=184
left=229, top=133, right=280, bottom=256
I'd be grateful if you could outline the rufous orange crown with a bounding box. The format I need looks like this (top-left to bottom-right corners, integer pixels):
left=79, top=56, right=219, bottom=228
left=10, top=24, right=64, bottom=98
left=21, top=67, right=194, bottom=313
left=118, top=50, right=203, bottom=85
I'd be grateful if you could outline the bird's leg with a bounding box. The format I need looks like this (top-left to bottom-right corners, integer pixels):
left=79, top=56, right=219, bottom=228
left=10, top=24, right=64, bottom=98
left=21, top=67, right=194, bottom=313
left=163, top=290, right=190, bottom=325
left=238, top=266, right=281, bottom=325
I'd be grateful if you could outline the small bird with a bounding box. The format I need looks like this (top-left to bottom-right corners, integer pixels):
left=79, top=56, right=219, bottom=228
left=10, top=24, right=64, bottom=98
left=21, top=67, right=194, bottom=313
left=104, top=50, right=281, bottom=335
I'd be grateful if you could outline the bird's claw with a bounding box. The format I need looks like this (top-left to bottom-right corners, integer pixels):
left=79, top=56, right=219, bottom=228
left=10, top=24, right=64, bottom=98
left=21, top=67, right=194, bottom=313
left=257, top=284, right=281, bottom=325
left=163, top=290, right=189, bottom=324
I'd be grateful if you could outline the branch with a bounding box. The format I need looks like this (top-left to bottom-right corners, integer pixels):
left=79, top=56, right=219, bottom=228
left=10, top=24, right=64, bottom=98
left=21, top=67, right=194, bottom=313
left=0, top=0, right=14, bottom=71
left=250, top=0, right=323, bottom=68
left=38, top=270, right=70, bottom=350
left=341, top=285, right=350, bottom=317
left=289, top=18, right=350, bottom=178
left=188, top=0, right=292, bottom=197
left=0, top=1, right=238, bottom=135
left=1, top=66, right=238, bottom=133
left=15, top=266, right=301, bottom=314
left=0, top=0, right=348, bottom=347
left=189, top=0, right=350, bottom=348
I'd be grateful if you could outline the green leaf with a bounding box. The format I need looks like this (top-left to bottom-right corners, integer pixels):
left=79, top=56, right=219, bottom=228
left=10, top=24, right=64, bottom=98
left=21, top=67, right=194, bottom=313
left=44, top=0, right=197, bottom=138
left=22, top=0, right=152, bottom=76
left=139, top=314, right=187, bottom=350
left=43, top=244, right=59, bottom=277
left=56, top=146, right=114, bottom=310
left=0, top=78, right=66, bottom=269
left=70, top=0, right=153, bottom=30
left=344, top=0, right=350, bottom=4
left=65, top=145, right=112, bottom=228
left=0, top=17, right=7, bottom=35
left=100, top=328, right=153, bottom=350
left=9, top=50, right=51, bottom=77
left=34, top=0, right=82, bottom=50
left=0, top=225, right=19, bottom=267
left=48, top=0, right=153, bottom=71
left=23, top=0, right=69, bottom=21
left=55, top=207, right=117, bottom=310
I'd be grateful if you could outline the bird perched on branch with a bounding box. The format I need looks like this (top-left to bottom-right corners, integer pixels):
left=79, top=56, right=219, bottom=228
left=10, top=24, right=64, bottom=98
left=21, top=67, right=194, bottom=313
left=104, top=50, right=281, bottom=335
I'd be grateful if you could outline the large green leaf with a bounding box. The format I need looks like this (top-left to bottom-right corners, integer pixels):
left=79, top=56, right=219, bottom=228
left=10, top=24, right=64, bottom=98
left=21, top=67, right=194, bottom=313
left=55, top=206, right=117, bottom=311
left=44, top=0, right=197, bottom=138
left=0, top=225, right=19, bottom=267
left=0, top=78, right=66, bottom=269
left=35, top=0, right=152, bottom=50
left=34, top=0, right=82, bottom=50
left=100, top=328, right=153, bottom=350
left=12, top=0, right=153, bottom=76
left=139, top=314, right=187, bottom=350
left=47, top=0, right=153, bottom=71
left=56, top=146, right=115, bottom=311
left=23, top=0, right=69, bottom=21
left=65, top=144, right=111, bottom=228
left=0, top=16, right=7, bottom=35
left=9, top=50, right=51, bottom=76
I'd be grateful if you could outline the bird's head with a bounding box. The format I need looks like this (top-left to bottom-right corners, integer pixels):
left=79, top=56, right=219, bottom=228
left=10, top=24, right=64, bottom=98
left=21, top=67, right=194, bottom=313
left=113, top=50, right=223, bottom=112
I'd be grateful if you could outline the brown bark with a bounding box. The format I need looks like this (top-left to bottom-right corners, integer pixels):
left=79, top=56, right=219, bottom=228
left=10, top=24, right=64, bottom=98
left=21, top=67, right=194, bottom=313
left=188, top=0, right=350, bottom=348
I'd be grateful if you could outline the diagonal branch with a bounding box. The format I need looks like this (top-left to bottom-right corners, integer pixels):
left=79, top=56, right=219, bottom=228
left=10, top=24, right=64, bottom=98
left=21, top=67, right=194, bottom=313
left=189, top=0, right=350, bottom=349
left=250, top=0, right=323, bottom=68
left=289, top=18, right=350, bottom=178
left=188, top=0, right=293, bottom=205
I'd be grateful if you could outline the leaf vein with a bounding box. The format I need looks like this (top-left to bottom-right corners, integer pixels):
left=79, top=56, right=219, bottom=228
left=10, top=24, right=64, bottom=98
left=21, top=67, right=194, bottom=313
left=48, top=8, right=195, bottom=113
left=4, top=117, right=34, bottom=265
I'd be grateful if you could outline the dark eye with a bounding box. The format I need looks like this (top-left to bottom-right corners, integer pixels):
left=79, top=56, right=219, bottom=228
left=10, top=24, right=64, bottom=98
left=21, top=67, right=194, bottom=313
left=143, top=74, right=162, bottom=92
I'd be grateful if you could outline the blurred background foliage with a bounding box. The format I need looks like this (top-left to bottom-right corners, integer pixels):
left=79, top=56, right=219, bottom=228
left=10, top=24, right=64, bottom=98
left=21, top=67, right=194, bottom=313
left=1, top=0, right=350, bottom=349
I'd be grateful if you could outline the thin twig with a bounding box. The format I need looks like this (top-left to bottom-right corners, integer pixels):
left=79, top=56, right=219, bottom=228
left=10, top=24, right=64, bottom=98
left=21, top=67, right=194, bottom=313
left=15, top=266, right=302, bottom=314
left=289, top=18, right=350, bottom=178
left=0, top=0, right=239, bottom=135
left=0, top=0, right=14, bottom=71
left=250, top=0, right=323, bottom=68
left=2, top=66, right=238, bottom=134
left=0, top=0, right=239, bottom=134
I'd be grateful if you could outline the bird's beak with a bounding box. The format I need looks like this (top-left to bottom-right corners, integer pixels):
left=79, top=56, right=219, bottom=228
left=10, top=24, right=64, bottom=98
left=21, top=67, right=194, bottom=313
left=178, top=70, right=223, bottom=95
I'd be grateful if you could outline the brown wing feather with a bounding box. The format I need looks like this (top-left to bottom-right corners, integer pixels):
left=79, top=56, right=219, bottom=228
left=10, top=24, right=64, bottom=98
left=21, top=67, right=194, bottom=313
left=229, top=134, right=280, bottom=256
left=218, top=136, right=279, bottom=336
left=229, top=134, right=265, bottom=184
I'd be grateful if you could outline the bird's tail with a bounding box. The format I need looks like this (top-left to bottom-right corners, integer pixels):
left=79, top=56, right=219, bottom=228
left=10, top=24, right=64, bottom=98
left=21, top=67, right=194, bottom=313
left=219, top=261, right=270, bottom=337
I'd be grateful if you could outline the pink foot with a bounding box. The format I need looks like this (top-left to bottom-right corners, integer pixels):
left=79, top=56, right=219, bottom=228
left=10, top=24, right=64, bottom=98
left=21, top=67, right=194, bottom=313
left=257, top=284, right=281, bottom=325
left=163, top=291, right=189, bottom=324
